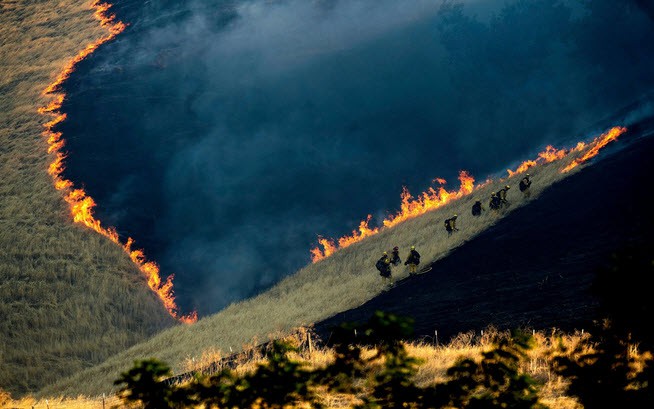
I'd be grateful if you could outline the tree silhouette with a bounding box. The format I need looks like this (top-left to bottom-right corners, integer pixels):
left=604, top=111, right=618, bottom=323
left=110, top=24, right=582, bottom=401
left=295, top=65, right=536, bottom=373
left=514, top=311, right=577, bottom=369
left=553, top=244, right=654, bottom=408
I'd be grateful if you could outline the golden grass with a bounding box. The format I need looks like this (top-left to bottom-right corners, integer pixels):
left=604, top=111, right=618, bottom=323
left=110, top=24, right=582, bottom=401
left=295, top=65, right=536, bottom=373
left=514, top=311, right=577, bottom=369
left=5, top=328, right=594, bottom=408
left=0, top=0, right=174, bottom=397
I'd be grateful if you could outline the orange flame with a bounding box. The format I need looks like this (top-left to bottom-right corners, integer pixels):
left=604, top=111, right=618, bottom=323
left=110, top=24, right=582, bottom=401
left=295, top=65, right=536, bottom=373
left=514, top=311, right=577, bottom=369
left=43, top=3, right=126, bottom=95
left=38, top=2, right=196, bottom=323
left=310, top=236, right=338, bottom=262
left=310, top=170, right=477, bottom=261
left=561, top=126, right=627, bottom=173
left=311, top=127, right=627, bottom=262
left=382, top=170, right=475, bottom=229
left=337, top=215, right=380, bottom=248
left=506, top=159, right=537, bottom=177
left=506, top=128, right=623, bottom=178
left=506, top=146, right=566, bottom=177
left=539, top=145, right=567, bottom=162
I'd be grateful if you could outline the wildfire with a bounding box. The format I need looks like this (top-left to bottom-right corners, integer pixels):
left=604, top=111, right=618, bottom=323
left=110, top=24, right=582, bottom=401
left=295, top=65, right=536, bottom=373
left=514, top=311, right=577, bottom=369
left=506, top=128, right=625, bottom=177
left=506, top=145, right=567, bottom=177
left=561, top=127, right=627, bottom=173
left=310, top=171, right=477, bottom=262
left=539, top=145, right=567, bottom=162
left=38, top=1, right=196, bottom=323
left=310, top=236, right=338, bottom=262
left=311, top=127, right=627, bottom=262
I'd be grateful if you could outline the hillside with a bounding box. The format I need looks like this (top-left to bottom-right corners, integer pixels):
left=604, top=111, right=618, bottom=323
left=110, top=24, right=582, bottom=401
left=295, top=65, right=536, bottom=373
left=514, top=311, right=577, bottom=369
left=33, top=117, right=644, bottom=397
left=3, top=0, right=651, bottom=400
left=316, top=117, right=654, bottom=342
left=0, top=1, right=175, bottom=396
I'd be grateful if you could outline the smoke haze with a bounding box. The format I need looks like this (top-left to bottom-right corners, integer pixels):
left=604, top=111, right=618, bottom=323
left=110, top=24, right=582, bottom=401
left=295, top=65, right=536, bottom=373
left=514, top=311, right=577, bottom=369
left=58, top=0, right=654, bottom=315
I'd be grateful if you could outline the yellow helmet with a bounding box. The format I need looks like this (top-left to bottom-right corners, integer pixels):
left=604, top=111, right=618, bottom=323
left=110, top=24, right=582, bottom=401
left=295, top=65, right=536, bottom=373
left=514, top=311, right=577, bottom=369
left=453, top=214, right=457, bottom=218
left=505, top=185, right=510, bottom=189
left=383, top=251, right=388, bottom=255
left=411, top=245, right=415, bottom=250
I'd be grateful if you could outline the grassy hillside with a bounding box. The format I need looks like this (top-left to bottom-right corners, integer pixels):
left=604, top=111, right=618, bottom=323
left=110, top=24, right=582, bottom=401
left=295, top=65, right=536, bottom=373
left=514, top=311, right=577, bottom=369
left=0, top=0, right=175, bottom=396
left=38, top=147, right=602, bottom=397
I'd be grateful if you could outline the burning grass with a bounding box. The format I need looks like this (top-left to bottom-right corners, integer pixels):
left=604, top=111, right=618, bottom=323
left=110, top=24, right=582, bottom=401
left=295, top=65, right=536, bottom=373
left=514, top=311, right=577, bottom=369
left=0, top=0, right=174, bottom=397
left=36, top=0, right=195, bottom=324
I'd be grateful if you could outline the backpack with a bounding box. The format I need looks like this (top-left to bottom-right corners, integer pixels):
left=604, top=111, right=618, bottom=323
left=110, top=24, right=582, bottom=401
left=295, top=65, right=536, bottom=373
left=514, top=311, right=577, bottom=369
left=376, top=258, right=385, bottom=271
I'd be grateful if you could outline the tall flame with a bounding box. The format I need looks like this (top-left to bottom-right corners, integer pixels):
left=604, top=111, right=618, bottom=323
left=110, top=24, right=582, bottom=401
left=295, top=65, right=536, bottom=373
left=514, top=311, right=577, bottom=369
left=311, top=127, right=627, bottom=262
left=505, top=145, right=567, bottom=177
left=310, top=170, right=477, bottom=262
left=38, top=1, right=196, bottom=323
left=310, top=236, right=338, bottom=262
left=561, top=127, right=627, bottom=173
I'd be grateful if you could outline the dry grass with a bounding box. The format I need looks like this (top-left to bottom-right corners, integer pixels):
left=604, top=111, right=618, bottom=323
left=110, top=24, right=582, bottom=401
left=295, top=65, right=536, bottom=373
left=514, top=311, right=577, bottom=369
left=0, top=0, right=614, bottom=402
left=5, top=328, right=595, bottom=408
left=0, top=0, right=174, bottom=397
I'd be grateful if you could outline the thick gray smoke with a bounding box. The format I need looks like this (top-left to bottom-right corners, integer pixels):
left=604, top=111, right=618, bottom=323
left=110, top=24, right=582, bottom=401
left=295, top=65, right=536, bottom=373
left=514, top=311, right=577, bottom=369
left=64, top=0, right=654, bottom=315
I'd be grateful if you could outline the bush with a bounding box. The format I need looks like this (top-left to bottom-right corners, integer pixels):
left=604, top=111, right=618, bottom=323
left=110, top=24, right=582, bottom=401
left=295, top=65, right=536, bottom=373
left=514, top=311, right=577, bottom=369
left=115, top=311, right=550, bottom=408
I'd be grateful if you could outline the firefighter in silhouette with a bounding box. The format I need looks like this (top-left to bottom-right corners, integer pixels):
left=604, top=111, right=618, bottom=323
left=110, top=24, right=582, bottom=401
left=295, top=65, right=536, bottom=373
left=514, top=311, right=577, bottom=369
left=405, top=245, right=421, bottom=275
left=489, top=192, right=501, bottom=211
left=376, top=251, right=393, bottom=287
left=497, top=185, right=511, bottom=207
left=390, top=246, right=401, bottom=266
left=471, top=199, right=485, bottom=216
left=519, top=173, right=532, bottom=198
left=444, top=214, right=459, bottom=236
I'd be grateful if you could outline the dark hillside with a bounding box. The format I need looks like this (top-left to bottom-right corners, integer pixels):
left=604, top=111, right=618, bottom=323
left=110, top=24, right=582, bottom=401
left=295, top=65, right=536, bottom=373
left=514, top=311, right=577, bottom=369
left=316, top=119, right=654, bottom=343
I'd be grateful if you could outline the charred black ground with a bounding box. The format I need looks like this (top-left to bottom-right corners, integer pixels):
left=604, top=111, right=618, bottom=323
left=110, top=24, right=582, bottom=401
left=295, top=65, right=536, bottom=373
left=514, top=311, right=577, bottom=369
left=315, top=119, right=654, bottom=343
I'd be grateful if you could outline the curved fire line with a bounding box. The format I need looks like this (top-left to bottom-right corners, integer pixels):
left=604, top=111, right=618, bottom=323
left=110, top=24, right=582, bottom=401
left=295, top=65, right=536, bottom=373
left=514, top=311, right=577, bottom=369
left=38, top=1, right=197, bottom=324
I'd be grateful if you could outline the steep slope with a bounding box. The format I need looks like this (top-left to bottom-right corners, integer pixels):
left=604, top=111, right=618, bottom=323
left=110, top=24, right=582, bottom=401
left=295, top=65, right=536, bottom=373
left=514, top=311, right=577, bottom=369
left=0, top=1, right=175, bottom=397
left=316, top=118, right=654, bottom=342
left=35, top=117, right=642, bottom=397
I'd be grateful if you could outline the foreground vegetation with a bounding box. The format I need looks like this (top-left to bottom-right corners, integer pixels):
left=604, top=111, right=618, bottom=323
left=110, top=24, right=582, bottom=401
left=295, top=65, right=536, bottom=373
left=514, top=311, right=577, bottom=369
left=5, top=309, right=653, bottom=408
left=0, top=0, right=174, bottom=396
left=0, top=324, right=590, bottom=408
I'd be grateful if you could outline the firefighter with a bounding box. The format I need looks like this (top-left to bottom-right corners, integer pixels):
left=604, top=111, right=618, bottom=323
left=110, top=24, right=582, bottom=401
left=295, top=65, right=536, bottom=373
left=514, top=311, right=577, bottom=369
left=405, top=245, right=421, bottom=275
left=497, top=185, right=511, bottom=207
left=375, top=251, right=393, bottom=287
left=489, top=192, right=501, bottom=211
left=444, top=214, right=459, bottom=236
left=390, top=246, right=401, bottom=266
left=471, top=200, right=485, bottom=216
left=519, top=173, right=532, bottom=198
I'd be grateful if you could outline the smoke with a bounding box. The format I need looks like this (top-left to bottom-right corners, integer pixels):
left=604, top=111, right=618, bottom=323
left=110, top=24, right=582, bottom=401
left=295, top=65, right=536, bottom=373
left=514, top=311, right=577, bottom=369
left=59, top=0, right=654, bottom=315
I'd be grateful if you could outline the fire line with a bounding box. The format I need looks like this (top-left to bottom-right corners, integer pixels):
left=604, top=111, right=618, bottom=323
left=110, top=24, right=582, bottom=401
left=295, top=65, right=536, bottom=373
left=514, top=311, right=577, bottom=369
left=38, top=1, right=196, bottom=323
left=311, top=126, right=627, bottom=262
